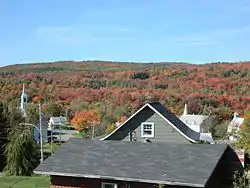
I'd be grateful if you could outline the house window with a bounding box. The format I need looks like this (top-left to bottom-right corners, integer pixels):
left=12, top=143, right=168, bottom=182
left=141, top=122, right=154, bottom=137
left=101, top=182, right=117, bottom=188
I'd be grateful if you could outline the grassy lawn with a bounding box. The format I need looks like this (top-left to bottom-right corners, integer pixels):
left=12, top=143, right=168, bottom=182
left=72, top=132, right=84, bottom=138
left=0, top=175, right=50, bottom=188
left=43, top=142, right=61, bottom=153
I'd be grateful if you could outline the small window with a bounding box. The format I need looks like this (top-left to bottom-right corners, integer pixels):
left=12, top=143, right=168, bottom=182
left=101, top=182, right=117, bottom=188
left=141, top=122, right=154, bottom=138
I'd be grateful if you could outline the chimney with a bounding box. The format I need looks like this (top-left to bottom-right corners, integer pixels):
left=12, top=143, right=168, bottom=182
left=183, top=104, right=188, bottom=115
left=143, top=95, right=159, bottom=104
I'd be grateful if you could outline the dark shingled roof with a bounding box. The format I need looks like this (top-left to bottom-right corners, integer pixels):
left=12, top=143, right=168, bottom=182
left=34, top=138, right=228, bottom=187
left=149, top=102, right=201, bottom=141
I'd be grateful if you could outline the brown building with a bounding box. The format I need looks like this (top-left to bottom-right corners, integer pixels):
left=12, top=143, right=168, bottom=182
left=34, top=138, right=243, bottom=188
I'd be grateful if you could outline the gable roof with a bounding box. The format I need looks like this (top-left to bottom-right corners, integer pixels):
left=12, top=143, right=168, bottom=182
left=49, top=117, right=67, bottom=125
left=34, top=138, right=228, bottom=187
left=101, top=102, right=201, bottom=143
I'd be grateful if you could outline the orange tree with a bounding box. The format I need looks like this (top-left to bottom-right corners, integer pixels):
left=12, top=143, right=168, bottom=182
left=71, top=109, right=100, bottom=132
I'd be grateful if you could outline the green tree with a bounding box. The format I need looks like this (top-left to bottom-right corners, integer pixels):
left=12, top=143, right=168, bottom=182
left=234, top=110, right=250, bottom=153
left=0, top=101, right=24, bottom=144
left=209, top=121, right=229, bottom=140
left=0, top=101, right=9, bottom=138
left=4, top=125, right=39, bottom=176
left=26, top=103, right=39, bottom=124
left=233, top=170, right=247, bottom=188
left=43, top=102, right=64, bottom=116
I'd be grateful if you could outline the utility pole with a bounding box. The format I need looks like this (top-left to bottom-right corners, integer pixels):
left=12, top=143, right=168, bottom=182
left=49, top=122, right=53, bottom=154
left=91, top=124, right=95, bottom=139
left=59, top=116, right=62, bottom=143
left=39, top=103, right=44, bottom=163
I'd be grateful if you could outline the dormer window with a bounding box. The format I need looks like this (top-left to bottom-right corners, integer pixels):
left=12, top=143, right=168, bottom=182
left=141, top=122, right=154, bottom=138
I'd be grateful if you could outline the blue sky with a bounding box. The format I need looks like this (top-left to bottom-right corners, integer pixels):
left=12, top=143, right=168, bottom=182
left=1, top=0, right=250, bottom=66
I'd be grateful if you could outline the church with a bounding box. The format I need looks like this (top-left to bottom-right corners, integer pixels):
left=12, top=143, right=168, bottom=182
left=20, top=84, right=28, bottom=118
left=20, top=84, right=48, bottom=143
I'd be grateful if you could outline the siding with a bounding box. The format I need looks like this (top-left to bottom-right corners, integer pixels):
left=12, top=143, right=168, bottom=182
left=123, top=107, right=190, bottom=144
left=50, top=176, right=194, bottom=188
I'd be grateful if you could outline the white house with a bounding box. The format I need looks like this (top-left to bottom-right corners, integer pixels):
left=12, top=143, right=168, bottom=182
left=179, top=104, right=209, bottom=133
left=179, top=104, right=214, bottom=143
left=48, top=116, right=67, bottom=129
left=227, top=112, right=245, bottom=141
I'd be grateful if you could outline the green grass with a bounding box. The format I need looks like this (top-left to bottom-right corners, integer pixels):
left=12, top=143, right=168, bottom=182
left=72, top=133, right=84, bottom=138
left=0, top=175, right=50, bottom=188
left=43, top=143, right=61, bottom=153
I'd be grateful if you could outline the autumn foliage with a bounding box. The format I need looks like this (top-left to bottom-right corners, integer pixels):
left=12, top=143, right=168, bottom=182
left=71, top=109, right=100, bottom=130
left=118, top=116, right=128, bottom=124
left=0, top=60, right=250, bottom=125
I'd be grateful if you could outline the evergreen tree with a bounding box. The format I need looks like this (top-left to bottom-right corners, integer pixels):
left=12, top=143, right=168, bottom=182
left=4, top=126, right=39, bottom=176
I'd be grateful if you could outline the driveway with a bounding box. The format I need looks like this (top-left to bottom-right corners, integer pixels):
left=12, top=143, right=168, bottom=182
left=51, top=129, right=77, bottom=142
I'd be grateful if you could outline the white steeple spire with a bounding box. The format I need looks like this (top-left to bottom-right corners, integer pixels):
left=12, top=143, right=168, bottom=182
left=20, top=83, right=28, bottom=117
left=183, top=103, right=188, bottom=115
left=22, top=83, right=26, bottom=93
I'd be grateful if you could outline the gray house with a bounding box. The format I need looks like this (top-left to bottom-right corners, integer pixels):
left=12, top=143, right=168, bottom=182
left=34, top=138, right=243, bottom=188
left=100, top=102, right=214, bottom=143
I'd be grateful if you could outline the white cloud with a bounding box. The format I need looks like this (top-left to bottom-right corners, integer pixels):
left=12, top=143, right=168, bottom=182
left=36, top=24, right=146, bottom=45
left=36, top=23, right=250, bottom=47
left=171, top=26, right=250, bottom=47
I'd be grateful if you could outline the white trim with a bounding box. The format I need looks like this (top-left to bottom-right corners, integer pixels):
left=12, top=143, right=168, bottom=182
left=101, top=182, right=118, bottom=188
left=100, top=103, right=149, bottom=141
left=141, top=122, right=155, bottom=138
left=146, top=104, right=197, bottom=143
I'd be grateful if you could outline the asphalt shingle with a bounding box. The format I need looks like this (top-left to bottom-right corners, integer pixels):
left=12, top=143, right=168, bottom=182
left=34, top=138, right=228, bottom=187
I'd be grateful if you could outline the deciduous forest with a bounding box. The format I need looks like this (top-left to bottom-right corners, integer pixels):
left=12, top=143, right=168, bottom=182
left=0, top=60, right=250, bottom=127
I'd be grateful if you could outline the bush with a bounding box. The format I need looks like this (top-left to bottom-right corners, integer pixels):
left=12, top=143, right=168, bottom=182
left=131, top=72, right=150, bottom=80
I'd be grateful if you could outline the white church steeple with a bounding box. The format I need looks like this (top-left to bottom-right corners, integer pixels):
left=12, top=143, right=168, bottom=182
left=20, top=84, right=28, bottom=117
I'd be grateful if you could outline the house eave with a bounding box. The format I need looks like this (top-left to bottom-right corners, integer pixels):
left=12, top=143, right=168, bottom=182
left=147, top=104, right=198, bottom=143
left=33, top=170, right=204, bottom=187
left=100, top=103, right=149, bottom=141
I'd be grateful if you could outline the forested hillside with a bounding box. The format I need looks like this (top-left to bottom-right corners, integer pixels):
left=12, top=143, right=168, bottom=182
left=0, top=60, right=250, bottom=125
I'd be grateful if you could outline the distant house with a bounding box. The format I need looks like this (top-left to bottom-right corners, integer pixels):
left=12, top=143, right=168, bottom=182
left=34, top=116, right=49, bottom=143
left=34, top=138, right=243, bottom=188
left=100, top=102, right=214, bottom=144
left=227, top=112, right=245, bottom=141
left=48, top=116, right=67, bottom=129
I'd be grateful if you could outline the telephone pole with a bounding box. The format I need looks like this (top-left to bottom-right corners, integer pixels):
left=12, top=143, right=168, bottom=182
left=39, top=103, right=44, bottom=163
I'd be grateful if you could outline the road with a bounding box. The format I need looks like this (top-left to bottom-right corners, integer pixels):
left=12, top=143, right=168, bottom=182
left=51, top=129, right=77, bottom=142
